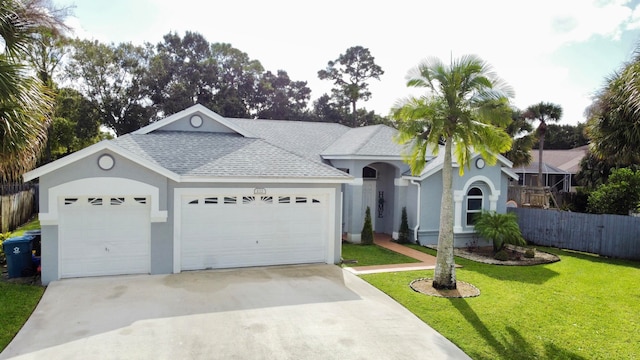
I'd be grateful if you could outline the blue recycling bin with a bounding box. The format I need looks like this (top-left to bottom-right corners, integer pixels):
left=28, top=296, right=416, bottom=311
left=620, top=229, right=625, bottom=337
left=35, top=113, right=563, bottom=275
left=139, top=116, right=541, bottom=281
left=3, top=235, right=35, bottom=278
left=23, top=230, right=41, bottom=256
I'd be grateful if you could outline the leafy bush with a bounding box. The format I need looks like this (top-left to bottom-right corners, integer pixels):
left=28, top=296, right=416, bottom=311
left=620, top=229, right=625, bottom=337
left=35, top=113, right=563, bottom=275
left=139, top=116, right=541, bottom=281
left=524, top=248, right=536, bottom=258
left=361, top=206, right=374, bottom=245
left=494, top=249, right=509, bottom=261
left=473, top=211, right=525, bottom=252
left=587, top=168, right=640, bottom=215
left=0, top=232, right=10, bottom=265
left=397, top=207, right=410, bottom=244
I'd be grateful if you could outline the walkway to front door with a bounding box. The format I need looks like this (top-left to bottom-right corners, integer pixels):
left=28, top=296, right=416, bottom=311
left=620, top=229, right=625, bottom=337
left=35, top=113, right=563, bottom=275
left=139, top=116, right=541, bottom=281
left=344, top=233, right=439, bottom=275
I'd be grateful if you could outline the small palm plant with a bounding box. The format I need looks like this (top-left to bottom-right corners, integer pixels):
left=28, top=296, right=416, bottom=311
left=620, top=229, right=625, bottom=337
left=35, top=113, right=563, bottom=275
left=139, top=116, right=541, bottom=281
left=473, top=211, right=525, bottom=252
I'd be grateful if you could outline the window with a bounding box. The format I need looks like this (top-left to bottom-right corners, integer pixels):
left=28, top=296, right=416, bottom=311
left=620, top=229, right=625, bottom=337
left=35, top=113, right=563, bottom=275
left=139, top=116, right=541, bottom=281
left=466, top=187, right=483, bottom=225
left=278, top=196, right=290, bottom=204
left=110, top=197, right=125, bottom=205
left=362, top=166, right=377, bottom=179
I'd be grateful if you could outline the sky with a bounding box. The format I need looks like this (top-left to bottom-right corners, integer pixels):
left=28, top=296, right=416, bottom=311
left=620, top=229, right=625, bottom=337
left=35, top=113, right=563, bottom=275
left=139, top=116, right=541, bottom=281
left=63, top=0, right=640, bottom=125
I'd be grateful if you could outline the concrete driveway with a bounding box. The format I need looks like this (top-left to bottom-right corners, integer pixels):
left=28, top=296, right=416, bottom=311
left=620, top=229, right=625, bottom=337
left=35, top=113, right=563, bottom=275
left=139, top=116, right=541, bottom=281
left=1, top=265, right=470, bottom=360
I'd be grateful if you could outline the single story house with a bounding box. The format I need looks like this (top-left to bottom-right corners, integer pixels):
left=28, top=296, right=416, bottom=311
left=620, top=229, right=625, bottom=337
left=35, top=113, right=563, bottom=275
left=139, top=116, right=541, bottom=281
left=24, top=104, right=517, bottom=284
left=512, top=146, right=588, bottom=192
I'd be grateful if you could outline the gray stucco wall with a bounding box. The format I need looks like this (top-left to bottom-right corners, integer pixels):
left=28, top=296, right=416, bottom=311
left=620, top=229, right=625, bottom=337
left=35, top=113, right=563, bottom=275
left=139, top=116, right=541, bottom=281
left=415, top=160, right=513, bottom=247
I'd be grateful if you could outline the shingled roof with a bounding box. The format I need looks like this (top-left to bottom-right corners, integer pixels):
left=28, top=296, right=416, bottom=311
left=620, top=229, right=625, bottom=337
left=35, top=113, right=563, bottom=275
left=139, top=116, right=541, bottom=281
left=114, top=131, right=350, bottom=179
left=227, top=118, right=350, bottom=162
left=321, top=125, right=404, bottom=158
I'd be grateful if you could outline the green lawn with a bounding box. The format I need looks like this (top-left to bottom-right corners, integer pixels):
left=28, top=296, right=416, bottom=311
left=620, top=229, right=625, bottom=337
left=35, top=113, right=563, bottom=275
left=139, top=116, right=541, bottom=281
left=0, top=283, right=44, bottom=350
left=361, top=245, right=640, bottom=360
left=0, top=217, right=44, bottom=352
left=341, top=242, right=419, bottom=267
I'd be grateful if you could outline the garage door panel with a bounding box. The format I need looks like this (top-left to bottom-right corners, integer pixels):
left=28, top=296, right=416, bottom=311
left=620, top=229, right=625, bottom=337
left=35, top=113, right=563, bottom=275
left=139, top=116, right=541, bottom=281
left=59, top=196, right=150, bottom=278
left=180, top=193, right=330, bottom=271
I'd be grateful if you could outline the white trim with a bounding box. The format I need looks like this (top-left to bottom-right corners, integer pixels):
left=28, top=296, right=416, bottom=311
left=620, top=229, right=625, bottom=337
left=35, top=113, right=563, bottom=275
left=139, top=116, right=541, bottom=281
left=133, top=104, right=256, bottom=137
left=394, top=178, right=409, bottom=187
left=39, top=177, right=167, bottom=225
left=351, top=178, right=364, bottom=186
left=23, top=140, right=180, bottom=182
left=321, top=155, right=403, bottom=161
left=172, top=187, right=336, bottom=274
left=453, top=191, right=464, bottom=232
left=178, top=176, right=352, bottom=184
left=460, top=175, right=500, bottom=195
left=501, top=167, right=519, bottom=180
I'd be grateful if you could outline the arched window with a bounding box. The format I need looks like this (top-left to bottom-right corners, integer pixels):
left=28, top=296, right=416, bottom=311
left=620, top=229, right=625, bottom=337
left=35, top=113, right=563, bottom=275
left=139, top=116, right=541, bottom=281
left=362, top=166, right=378, bottom=179
left=466, top=187, right=483, bottom=225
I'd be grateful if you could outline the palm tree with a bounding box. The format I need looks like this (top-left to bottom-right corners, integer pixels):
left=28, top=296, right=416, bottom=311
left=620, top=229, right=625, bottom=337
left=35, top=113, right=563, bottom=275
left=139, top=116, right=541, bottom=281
left=586, top=48, right=640, bottom=167
left=0, top=0, right=68, bottom=181
left=503, top=108, right=535, bottom=167
left=392, top=55, right=513, bottom=290
left=523, top=102, right=563, bottom=187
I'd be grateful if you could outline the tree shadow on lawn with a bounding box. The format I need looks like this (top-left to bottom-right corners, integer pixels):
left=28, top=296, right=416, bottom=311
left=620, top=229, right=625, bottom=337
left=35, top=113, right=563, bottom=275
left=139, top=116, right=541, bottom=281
left=459, top=258, right=560, bottom=285
left=450, top=298, right=586, bottom=360
left=544, top=247, right=640, bottom=270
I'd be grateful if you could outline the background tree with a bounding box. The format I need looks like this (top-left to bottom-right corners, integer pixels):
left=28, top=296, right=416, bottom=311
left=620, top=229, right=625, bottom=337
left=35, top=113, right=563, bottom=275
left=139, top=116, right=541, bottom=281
left=254, top=70, right=311, bottom=120
left=393, top=55, right=513, bottom=290
left=586, top=48, right=640, bottom=166
left=210, top=42, right=264, bottom=117
left=0, top=0, right=67, bottom=181
left=48, top=88, right=104, bottom=159
left=587, top=168, right=640, bottom=215
left=318, top=46, right=383, bottom=127
left=523, top=102, right=563, bottom=187
left=539, top=123, right=588, bottom=150
left=144, top=32, right=217, bottom=117
left=65, top=39, right=153, bottom=135
left=503, top=108, right=534, bottom=167
left=311, top=94, right=348, bottom=124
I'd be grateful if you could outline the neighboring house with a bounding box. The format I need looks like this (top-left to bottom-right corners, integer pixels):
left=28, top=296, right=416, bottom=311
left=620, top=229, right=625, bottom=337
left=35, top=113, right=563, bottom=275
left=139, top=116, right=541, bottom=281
left=512, top=146, right=588, bottom=192
left=24, top=104, right=517, bottom=284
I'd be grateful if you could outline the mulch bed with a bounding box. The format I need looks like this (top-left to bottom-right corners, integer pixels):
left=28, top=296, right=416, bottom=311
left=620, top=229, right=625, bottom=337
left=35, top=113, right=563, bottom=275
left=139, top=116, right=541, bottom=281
left=411, top=245, right=560, bottom=298
left=410, top=278, right=480, bottom=298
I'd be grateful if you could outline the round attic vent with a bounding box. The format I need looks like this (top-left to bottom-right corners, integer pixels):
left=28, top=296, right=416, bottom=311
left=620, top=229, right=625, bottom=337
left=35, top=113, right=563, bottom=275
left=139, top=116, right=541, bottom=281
left=98, top=154, right=115, bottom=170
left=190, top=115, right=203, bottom=128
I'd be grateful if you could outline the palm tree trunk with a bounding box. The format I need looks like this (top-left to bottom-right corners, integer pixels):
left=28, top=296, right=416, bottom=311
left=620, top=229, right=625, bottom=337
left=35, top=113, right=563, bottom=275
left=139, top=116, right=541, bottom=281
left=433, top=137, right=456, bottom=290
left=538, top=132, right=544, bottom=187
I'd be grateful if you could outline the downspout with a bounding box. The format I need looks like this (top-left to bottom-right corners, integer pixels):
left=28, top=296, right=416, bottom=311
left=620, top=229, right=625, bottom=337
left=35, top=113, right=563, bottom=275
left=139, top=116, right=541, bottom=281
left=410, top=179, right=421, bottom=243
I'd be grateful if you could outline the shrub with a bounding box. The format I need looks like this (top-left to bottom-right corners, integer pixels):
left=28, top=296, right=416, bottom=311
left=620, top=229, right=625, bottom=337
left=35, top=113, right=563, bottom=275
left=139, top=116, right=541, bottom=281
left=494, top=249, right=509, bottom=261
left=524, top=248, right=536, bottom=258
left=587, top=168, right=640, bottom=215
left=473, top=211, right=526, bottom=252
left=397, top=207, right=410, bottom=244
left=361, top=206, right=374, bottom=245
left=0, top=231, right=10, bottom=265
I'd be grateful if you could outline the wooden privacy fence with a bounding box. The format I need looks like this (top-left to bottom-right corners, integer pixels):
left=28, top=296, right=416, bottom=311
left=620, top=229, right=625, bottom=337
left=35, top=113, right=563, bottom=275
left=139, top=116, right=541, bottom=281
left=0, top=183, right=37, bottom=233
left=509, top=207, right=640, bottom=261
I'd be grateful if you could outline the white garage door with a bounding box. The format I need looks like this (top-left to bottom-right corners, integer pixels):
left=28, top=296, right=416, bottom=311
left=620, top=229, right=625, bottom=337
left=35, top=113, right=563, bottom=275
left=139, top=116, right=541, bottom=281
left=180, top=192, right=329, bottom=271
left=58, top=196, right=150, bottom=278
